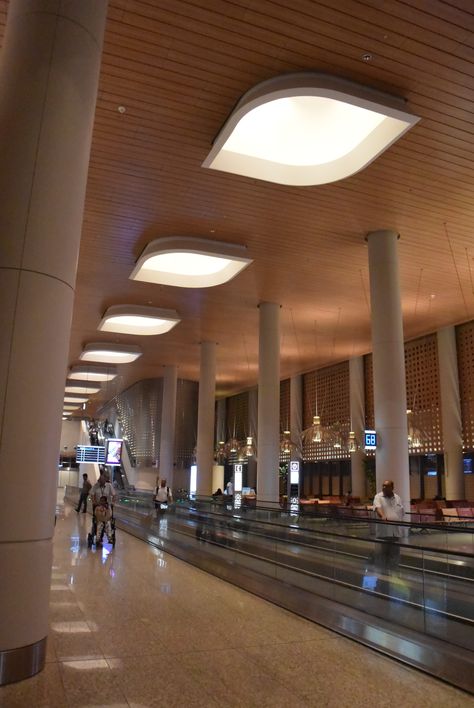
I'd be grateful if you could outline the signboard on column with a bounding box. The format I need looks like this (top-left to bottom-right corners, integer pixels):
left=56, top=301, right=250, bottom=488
left=288, top=460, right=300, bottom=514
left=233, top=463, right=243, bottom=510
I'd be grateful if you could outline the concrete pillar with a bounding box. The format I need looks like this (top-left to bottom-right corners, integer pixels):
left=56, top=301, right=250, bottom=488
left=367, top=230, right=410, bottom=510
left=0, top=0, right=107, bottom=684
left=349, top=356, right=366, bottom=498
left=196, top=342, right=216, bottom=495
left=437, top=326, right=464, bottom=499
left=159, top=365, right=177, bottom=488
left=257, top=303, right=280, bottom=504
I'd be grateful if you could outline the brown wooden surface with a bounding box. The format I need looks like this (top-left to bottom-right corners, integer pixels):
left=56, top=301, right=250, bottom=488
left=2, top=0, right=474, bottom=414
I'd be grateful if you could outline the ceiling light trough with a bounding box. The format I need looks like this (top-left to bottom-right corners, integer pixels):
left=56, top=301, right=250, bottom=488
left=79, top=343, right=142, bottom=364
left=65, top=382, right=101, bottom=395
left=203, top=72, right=419, bottom=186
left=68, top=365, right=117, bottom=382
left=98, top=305, right=180, bottom=336
left=64, top=395, right=89, bottom=404
left=130, top=236, right=252, bottom=288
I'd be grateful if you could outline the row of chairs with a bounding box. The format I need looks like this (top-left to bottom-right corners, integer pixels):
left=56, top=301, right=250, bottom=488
left=409, top=505, right=474, bottom=524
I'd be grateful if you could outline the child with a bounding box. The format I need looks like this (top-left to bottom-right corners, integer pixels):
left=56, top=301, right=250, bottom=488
left=94, top=495, right=112, bottom=544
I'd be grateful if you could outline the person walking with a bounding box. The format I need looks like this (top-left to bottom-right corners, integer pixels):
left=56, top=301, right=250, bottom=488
left=76, top=473, right=92, bottom=513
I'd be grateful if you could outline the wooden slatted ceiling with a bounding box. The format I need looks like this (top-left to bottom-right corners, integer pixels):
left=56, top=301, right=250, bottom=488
left=2, top=0, right=474, bottom=411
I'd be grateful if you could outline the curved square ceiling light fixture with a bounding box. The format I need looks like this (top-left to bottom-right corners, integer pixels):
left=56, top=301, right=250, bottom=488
left=98, top=305, right=180, bottom=336
left=69, top=365, right=117, bottom=382
left=202, top=72, right=420, bottom=186
left=64, top=395, right=89, bottom=404
left=65, top=381, right=101, bottom=395
left=130, top=237, right=252, bottom=288
left=79, top=343, right=142, bottom=364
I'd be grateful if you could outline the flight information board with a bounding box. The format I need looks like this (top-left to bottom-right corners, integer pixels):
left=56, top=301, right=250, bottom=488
left=75, top=445, right=106, bottom=464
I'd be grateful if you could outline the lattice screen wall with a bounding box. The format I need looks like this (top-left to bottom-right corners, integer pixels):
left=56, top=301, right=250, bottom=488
left=456, top=321, right=474, bottom=450
left=405, top=335, right=442, bottom=454
left=104, top=378, right=198, bottom=467
left=302, top=362, right=350, bottom=461
left=364, top=335, right=442, bottom=454
left=113, top=379, right=162, bottom=465
left=226, top=391, right=249, bottom=441
left=174, top=379, right=199, bottom=467
left=280, top=379, right=290, bottom=431
left=279, top=379, right=291, bottom=463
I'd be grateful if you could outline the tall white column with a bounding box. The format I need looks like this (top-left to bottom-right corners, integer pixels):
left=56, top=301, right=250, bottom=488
left=160, top=365, right=177, bottom=488
left=437, top=326, right=464, bottom=499
left=257, top=303, right=280, bottom=504
left=0, top=0, right=107, bottom=684
left=196, top=341, right=216, bottom=495
left=349, top=356, right=366, bottom=498
left=367, top=230, right=410, bottom=510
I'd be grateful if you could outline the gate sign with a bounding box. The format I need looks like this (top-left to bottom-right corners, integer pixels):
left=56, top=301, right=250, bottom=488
left=289, top=460, right=300, bottom=514
left=364, top=430, right=377, bottom=450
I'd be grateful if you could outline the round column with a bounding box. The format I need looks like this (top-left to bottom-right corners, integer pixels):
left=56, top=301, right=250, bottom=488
left=437, top=326, right=464, bottom=499
left=349, top=356, right=366, bottom=498
left=257, top=302, right=281, bottom=505
left=196, top=342, right=216, bottom=496
left=367, top=230, right=410, bottom=510
left=159, top=365, right=178, bottom=489
left=0, top=0, right=107, bottom=684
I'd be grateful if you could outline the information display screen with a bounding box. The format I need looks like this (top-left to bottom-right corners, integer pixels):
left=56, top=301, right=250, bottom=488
left=364, top=430, right=377, bottom=450
left=76, top=445, right=106, bottom=464
left=105, top=439, right=123, bottom=466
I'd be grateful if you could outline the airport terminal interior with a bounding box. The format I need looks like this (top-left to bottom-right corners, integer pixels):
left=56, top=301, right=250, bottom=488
left=1, top=0, right=474, bottom=704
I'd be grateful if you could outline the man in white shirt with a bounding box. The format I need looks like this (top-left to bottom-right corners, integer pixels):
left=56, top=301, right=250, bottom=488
left=373, top=480, right=405, bottom=573
left=91, top=473, right=116, bottom=507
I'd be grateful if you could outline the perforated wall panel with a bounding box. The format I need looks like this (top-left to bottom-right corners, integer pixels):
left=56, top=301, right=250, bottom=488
left=457, top=321, right=474, bottom=450
left=302, top=362, right=350, bottom=461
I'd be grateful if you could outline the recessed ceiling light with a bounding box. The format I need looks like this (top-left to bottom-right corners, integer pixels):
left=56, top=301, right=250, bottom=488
left=68, top=365, right=117, bottom=382
left=203, top=72, right=420, bottom=186
left=65, top=382, right=101, bottom=394
left=98, top=305, right=181, bottom=336
left=79, top=343, right=143, bottom=364
left=64, top=395, right=89, bottom=404
left=130, top=237, right=252, bottom=288
left=63, top=403, right=81, bottom=410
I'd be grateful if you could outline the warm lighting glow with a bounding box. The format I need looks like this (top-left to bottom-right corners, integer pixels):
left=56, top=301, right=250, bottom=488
left=98, top=305, right=180, bottom=336
left=79, top=343, right=142, bottom=364
left=65, top=382, right=101, bottom=394
left=69, top=366, right=117, bottom=382
left=64, top=395, right=89, bottom=404
left=130, top=237, right=252, bottom=288
left=203, top=72, right=419, bottom=186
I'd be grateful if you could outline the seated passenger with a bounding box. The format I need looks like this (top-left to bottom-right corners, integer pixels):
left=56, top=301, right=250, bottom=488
left=94, top=495, right=112, bottom=543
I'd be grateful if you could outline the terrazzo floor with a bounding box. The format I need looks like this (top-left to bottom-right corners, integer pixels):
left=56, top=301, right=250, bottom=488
left=1, top=492, right=473, bottom=707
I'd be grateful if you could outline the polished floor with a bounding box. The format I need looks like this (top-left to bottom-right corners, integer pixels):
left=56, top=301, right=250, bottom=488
left=1, top=494, right=473, bottom=708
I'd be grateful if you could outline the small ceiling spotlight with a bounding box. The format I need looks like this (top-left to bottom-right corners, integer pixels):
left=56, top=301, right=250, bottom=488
left=203, top=71, right=419, bottom=186
left=130, top=236, right=252, bottom=288
left=98, top=305, right=181, bottom=336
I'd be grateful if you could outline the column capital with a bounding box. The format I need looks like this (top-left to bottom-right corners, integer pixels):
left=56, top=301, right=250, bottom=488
left=365, top=229, right=400, bottom=242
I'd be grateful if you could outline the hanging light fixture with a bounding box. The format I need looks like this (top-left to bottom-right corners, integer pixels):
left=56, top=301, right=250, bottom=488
left=348, top=431, right=358, bottom=453
left=407, top=409, right=423, bottom=449
left=240, top=435, right=256, bottom=458
left=280, top=430, right=297, bottom=456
